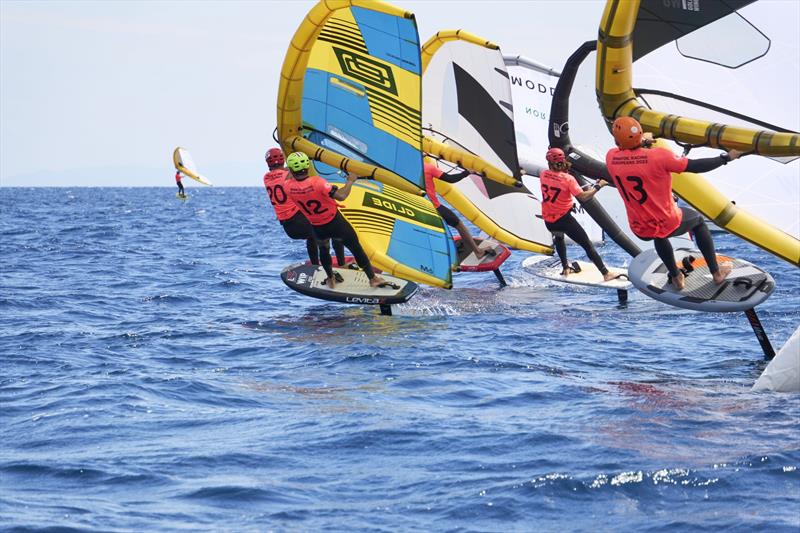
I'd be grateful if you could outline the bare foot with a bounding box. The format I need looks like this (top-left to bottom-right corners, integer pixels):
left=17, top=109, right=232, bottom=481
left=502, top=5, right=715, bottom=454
left=475, top=249, right=487, bottom=259
left=712, top=262, right=733, bottom=284
left=671, top=270, right=685, bottom=290
left=602, top=272, right=616, bottom=282
left=369, top=276, right=387, bottom=288
left=326, top=276, right=337, bottom=289
left=561, top=267, right=571, bottom=277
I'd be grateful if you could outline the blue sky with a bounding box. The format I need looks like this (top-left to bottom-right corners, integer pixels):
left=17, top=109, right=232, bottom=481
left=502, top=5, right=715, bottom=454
left=1, top=0, right=608, bottom=187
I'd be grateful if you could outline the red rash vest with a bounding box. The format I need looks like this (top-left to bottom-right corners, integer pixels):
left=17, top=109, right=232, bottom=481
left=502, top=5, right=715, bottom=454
left=539, top=169, right=583, bottom=223
left=263, top=168, right=299, bottom=222
left=605, top=146, right=689, bottom=239
left=285, top=175, right=339, bottom=226
left=423, top=163, right=444, bottom=208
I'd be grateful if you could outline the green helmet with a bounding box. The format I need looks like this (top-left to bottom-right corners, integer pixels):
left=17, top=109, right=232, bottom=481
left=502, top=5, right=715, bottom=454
left=286, top=151, right=311, bottom=173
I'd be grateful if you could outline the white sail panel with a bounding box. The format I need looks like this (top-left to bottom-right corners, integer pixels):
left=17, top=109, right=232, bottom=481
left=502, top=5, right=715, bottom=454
left=422, top=37, right=553, bottom=251
left=423, top=40, right=518, bottom=176
left=631, top=2, right=800, bottom=240
left=506, top=63, right=559, bottom=172
left=753, top=325, right=800, bottom=393
left=172, top=147, right=213, bottom=186
left=506, top=60, right=604, bottom=245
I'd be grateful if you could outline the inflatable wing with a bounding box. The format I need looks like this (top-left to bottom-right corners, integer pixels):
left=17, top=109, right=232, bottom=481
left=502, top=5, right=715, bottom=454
left=421, top=30, right=552, bottom=255
left=276, top=0, right=456, bottom=288
left=596, top=0, right=800, bottom=266
left=173, top=147, right=213, bottom=186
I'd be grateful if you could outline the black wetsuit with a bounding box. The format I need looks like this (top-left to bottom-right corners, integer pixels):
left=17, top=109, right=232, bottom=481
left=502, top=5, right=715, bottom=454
left=281, top=211, right=346, bottom=266
left=644, top=207, right=718, bottom=278
left=545, top=211, right=609, bottom=275
left=313, top=211, right=375, bottom=279
left=643, top=154, right=731, bottom=278
left=437, top=204, right=460, bottom=228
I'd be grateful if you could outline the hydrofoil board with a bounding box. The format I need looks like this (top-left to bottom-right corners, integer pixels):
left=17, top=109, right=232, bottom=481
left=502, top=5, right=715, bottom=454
left=522, top=257, right=632, bottom=290
left=281, top=263, right=417, bottom=306
left=628, top=248, right=774, bottom=312
left=455, top=238, right=510, bottom=272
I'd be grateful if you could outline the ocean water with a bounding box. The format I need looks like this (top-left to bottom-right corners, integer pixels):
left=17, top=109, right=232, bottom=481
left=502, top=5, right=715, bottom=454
left=1, top=186, right=798, bottom=532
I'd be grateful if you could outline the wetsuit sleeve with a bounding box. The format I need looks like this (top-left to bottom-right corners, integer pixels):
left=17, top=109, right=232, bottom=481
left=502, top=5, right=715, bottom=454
left=685, top=155, right=730, bottom=173
left=328, top=185, right=338, bottom=198
left=438, top=169, right=471, bottom=183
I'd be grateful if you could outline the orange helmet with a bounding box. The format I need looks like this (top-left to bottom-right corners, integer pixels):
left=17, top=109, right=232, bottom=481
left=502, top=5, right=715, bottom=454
left=612, top=116, right=643, bottom=150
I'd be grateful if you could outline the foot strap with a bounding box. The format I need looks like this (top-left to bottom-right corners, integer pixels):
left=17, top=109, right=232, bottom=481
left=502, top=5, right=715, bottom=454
left=666, top=271, right=685, bottom=285
left=321, top=272, right=344, bottom=286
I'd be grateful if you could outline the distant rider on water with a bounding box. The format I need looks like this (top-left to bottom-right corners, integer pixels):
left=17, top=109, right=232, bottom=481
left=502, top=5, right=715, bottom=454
left=175, top=171, right=185, bottom=198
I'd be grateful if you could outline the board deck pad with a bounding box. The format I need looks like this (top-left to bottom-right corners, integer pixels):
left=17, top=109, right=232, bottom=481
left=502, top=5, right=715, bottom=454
left=281, top=263, right=417, bottom=305
left=628, top=248, right=775, bottom=312
left=304, top=256, right=381, bottom=272
left=523, top=257, right=632, bottom=290
left=455, top=238, right=511, bottom=272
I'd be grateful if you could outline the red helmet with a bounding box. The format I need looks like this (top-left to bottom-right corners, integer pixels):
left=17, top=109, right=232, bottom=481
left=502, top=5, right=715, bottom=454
left=545, top=147, right=566, bottom=164
left=265, top=148, right=285, bottom=168
left=612, top=116, right=643, bottom=150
